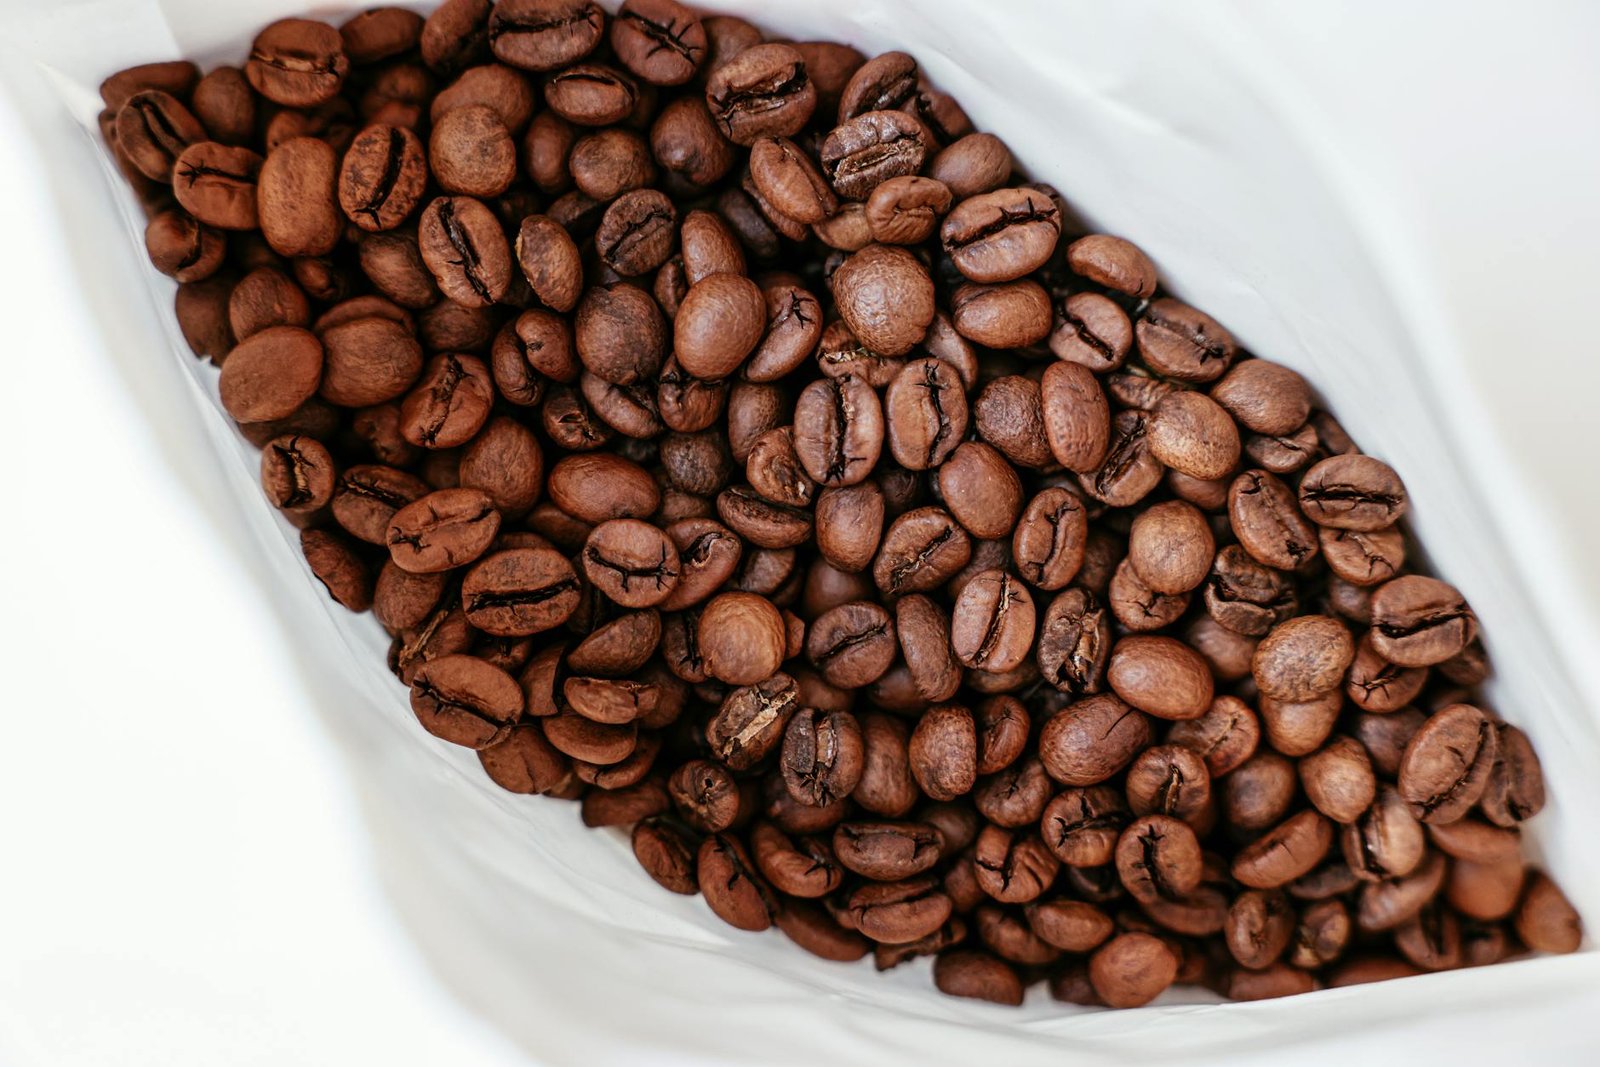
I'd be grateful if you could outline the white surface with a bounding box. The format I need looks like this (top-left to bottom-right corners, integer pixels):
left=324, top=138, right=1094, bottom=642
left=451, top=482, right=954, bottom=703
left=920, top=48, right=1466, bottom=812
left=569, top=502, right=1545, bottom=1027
left=1, top=1, right=1599, bottom=1065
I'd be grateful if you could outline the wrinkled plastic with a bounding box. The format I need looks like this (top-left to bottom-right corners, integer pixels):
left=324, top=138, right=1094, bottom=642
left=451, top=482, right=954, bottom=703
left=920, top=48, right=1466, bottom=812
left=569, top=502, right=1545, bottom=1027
left=13, top=0, right=1600, bottom=1063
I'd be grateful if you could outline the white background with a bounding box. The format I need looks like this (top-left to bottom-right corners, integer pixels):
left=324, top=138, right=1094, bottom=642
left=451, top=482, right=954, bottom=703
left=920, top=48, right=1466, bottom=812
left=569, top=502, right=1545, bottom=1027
left=1, top=2, right=1599, bottom=1065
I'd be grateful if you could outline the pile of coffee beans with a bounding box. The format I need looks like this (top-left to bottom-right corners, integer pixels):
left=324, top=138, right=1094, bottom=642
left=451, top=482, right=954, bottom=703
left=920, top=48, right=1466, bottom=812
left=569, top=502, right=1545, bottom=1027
left=101, top=0, right=1582, bottom=1009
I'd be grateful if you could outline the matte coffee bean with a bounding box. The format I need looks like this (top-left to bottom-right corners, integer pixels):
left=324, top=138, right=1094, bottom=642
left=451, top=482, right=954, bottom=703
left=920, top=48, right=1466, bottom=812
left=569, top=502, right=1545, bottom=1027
left=698, top=833, right=775, bottom=932
left=409, top=653, right=522, bottom=749
left=1107, top=636, right=1213, bottom=721
left=1036, top=588, right=1111, bottom=694
left=1039, top=695, right=1152, bottom=786
left=1148, top=390, right=1241, bottom=482
left=246, top=18, right=349, bottom=107
left=257, top=137, right=342, bottom=258
left=1225, top=889, right=1295, bottom=969
left=1299, top=454, right=1409, bottom=532
left=461, top=547, right=581, bottom=635
left=300, top=528, right=372, bottom=612
left=831, top=244, right=936, bottom=357
left=1480, top=723, right=1546, bottom=827
left=1398, top=703, right=1498, bottom=823
left=400, top=353, right=494, bottom=448
left=885, top=359, right=967, bottom=471
left=1320, top=526, right=1407, bottom=587
left=1128, top=501, right=1214, bottom=595
left=1211, top=359, right=1312, bottom=437
left=1299, top=736, right=1376, bottom=825
left=116, top=89, right=206, bottom=182
left=973, top=825, right=1059, bottom=904
left=974, top=375, right=1052, bottom=469
left=705, top=43, right=816, bottom=145
left=941, top=187, right=1060, bottom=284
left=218, top=325, right=324, bottom=423
left=1013, top=489, right=1087, bottom=591
left=698, top=592, right=786, bottom=686
left=1079, top=409, right=1165, bottom=508
left=1050, top=291, right=1132, bottom=372
left=338, top=124, right=427, bottom=231
left=909, top=704, right=977, bottom=802
left=417, top=195, right=512, bottom=306
left=172, top=142, right=262, bottom=230
left=1136, top=298, right=1236, bottom=382
left=950, top=279, right=1052, bottom=349
left=932, top=950, right=1024, bottom=1006
left=386, top=487, right=500, bottom=573
left=261, top=434, right=336, bottom=517
left=609, top=0, right=705, bottom=85
left=1514, top=871, right=1583, bottom=954
left=1368, top=575, right=1477, bottom=668
left=1065, top=234, right=1157, bottom=298
left=318, top=316, right=424, bottom=407
left=1233, top=811, right=1335, bottom=889
left=1115, top=814, right=1201, bottom=904
left=1088, top=932, right=1177, bottom=1008
left=1252, top=615, right=1354, bottom=701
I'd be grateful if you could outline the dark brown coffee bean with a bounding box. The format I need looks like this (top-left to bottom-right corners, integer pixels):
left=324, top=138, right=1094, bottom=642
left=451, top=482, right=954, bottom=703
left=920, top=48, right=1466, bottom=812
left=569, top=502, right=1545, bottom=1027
left=1299, top=454, right=1408, bottom=532
left=1115, top=814, right=1201, bottom=904
left=217, top=325, right=324, bottom=424
left=417, top=195, right=512, bottom=306
left=1398, top=703, right=1498, bottom=824
left=1065, top=234, right=1157, bottom=298
left=258, top=137, right=342, bottom=257
left=908, top=703, right=977, bottom=802
left=1357, top=850, right=1447, bottom=932
left=1251, top=615, right=1354, bottom=701
left=1228, top=469, right=1319, bottom=571
left=801, top=601, right=892, bottom=689
left=1184, top=615, right=1259, bottom=683
left=1107, top=635, right=1212, bottom=721
left=1233, top=811, right=1335, bottom=889
left=229, top=267, right=310, bottom=342
left=820, top=110, right=927, bottom=201
left=774, top=707, right=863, bottom=807
left=630, top=818, right=697, bottom=894
left=245, top=18, right=349, bottom=106
left=1039, top=694, right=1152, bottom=786
left=941, top=187, right=1060, bottom=284
left=385, top=487, right=500, bottom=573
left=171, top=142, right=262, bottom=230
left=1087, top=932, right=1177, bottom=1008
left=832, top=820, right=941, bottom=881
left=1514, top=871, right=1582, bottom=954
left=461, top=547, right=581, bottom=635
left=260, top=434, right=336, bottom=517
left=883, top=359, right=967, bottom=471
left=848, top=876, right=953, bottom=945
left=398, top=352, right=494, bottom=449
left=864, top=175, right=951, bottom=245
left=1298, top=736, right=1376, bottom=824
left=608, top=0, right=705, bottom=85
left=1136, top=298, right=1236, bottom=382
left=1148, top=390, right=1241, bottom=482
left=1049, top=291, right=1132, bottom=372
left=594, top=189, right=678, bottom=277
left=939, top=444, right=1022, bottom=543
left=1125, top=744, right=1211, bottom=823
left=1224, top=889, right=1295, bottom=969
left=1480, top=723, right=1546, bottom=827
left=698, top=833, right=776, bottom=932
left=971, top=825, right=1058, bottom=905
left=487, top=0, right=604, bottom=72
left=1033, top=588, right=1109, bottom=696
left=872, top=507, right=972, bottom=596
left=1368, top=575, right=1477, bottom=668
left=1167, top=696, right=1260, bottom=777
left=409, top=654, right=521, bottom=749
left=337, top=124, right=427, bottom=232
left=333, top=464, right=428, bottom=544
left=705, top=43, right=816, bottom=145
left=950, top=279, right=1052, bottom=349
left=1079, top=409, right=1165, bottom=508
left=115, top=89, right=206, bottom=183
left=1011, top=489, right=1087, bottom=592
left=318, top=315, right=424, bottom=407
left=705, top=672, right=798, bottom=771
left=300, top=527, right=373, bottom=612
left=672, top=272, right=765, bottom=379
left=947, top=570, right=1035, bottom=673
left=830, top=244, right=935, bottom=357
left=970, top=375, right=1049, bottom=469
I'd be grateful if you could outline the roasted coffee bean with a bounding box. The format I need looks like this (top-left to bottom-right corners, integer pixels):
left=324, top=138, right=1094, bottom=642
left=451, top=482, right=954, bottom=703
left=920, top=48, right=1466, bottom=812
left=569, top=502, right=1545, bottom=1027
left=1480, top=723, right=1546, bottom=827
left=873, top=507, right=972, bottom=596
left=1398, top=703, right=1498, bottom=823
left=246, top=18, right=349, bottom=106
left=949, top=570, right=1035, bottom=673
left=417, top=195, right=512, bottom=306
left=705, top=43, right=815, bottom=145
left=409, top=653, right=522, bottom=749
left=386, top=487, right=501, bottom=572
left=461, top=547, right=581, bottom=635
left=1299, top=454, right=1408, bottom=532
left=1115, top=814, right=1201, bottom=904
left=1039, top=694, right=1152, bottom=786
left=941, top=187, right=1060, bottom=284
left=338, top=124, right=428, bottom=232
left=107, top=10, right=1569, bottom=1011
left=1368, top=575, right=1477, bottom=668
left=1252, top=615, right=1354, bottom=701
left=1136, top=298, right=1236, bottom=382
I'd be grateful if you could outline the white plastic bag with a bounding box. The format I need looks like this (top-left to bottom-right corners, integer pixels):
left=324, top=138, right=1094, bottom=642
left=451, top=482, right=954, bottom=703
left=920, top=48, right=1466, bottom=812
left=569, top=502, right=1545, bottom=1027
left=9, top=0, right=1600, bottom=1062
